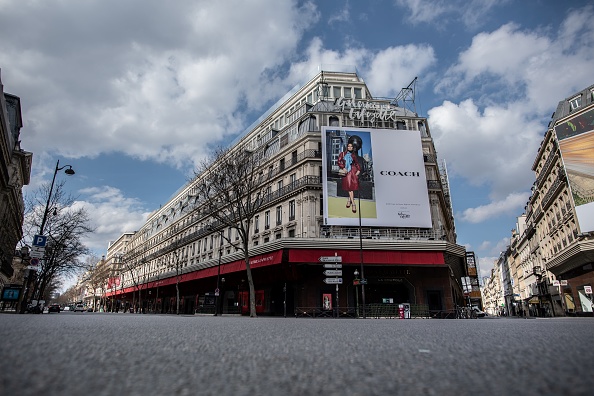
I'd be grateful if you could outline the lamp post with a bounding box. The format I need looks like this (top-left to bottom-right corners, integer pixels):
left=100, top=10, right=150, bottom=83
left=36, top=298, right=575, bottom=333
left=214, top=229, right=223, bottom=316
left=27, top=160, right=75, bottom=309
left=354, top=269, right=360, bottom=318
left=357, top=174, right=366, bottom=318
left=220, top=277, right=226, bottom=315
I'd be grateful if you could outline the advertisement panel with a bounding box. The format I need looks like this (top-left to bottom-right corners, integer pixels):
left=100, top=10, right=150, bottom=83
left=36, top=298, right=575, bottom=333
left=554, top=107, right=594, bottom=232
left=107, top=276, right=121, bottom=290
left=321, top=126, right=431, bottom=227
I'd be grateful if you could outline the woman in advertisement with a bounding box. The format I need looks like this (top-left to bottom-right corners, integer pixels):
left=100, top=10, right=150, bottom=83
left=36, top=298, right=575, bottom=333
left=337, top=138, right=361, bottom=213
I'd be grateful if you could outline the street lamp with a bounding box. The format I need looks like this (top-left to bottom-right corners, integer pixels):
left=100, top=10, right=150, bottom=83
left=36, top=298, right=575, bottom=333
left=24, top=160, right=75, bottom=312
left=357, top=170, right=366, bottom=318
left=213, top=228, right=224, bottom=316
left=40, top=159, right=75, bottom=235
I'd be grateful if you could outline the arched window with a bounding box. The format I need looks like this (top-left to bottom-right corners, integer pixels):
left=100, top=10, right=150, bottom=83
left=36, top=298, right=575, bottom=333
left=298, top=116, right=317, bottom=134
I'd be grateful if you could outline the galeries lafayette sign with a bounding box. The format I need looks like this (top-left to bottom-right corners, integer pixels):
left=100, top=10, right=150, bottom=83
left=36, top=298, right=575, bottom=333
left=335, top=97, right=402, bottom=123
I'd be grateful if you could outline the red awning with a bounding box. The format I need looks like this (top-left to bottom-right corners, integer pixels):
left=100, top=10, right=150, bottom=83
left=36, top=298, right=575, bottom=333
left=107, top=248, right=444, bottom=297
left=107, top=250, right=284, bottom=296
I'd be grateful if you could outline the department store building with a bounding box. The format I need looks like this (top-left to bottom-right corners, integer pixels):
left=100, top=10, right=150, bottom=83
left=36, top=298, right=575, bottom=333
left=108, top=68, right=468, bottom=316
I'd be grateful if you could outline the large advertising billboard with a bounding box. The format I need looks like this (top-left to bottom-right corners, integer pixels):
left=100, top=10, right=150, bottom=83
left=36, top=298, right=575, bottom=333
left=321, top=126, right=431, bottom=227
left=554, top=107, right=594, bottom=233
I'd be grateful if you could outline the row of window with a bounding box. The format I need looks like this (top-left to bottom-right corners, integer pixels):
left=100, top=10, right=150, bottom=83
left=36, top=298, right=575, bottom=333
left=267, top=85, right=363, bottom=136
left=254, top=200, right=296, bottom=232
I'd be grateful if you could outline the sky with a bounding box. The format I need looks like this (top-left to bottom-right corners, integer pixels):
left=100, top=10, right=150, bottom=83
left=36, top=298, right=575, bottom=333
left=1, top=0, right=593, bottom=285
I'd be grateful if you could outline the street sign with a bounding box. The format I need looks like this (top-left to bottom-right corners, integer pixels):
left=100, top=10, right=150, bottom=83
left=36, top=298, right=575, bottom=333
left=29, top=258, right=40, bottom=267
left=323, top=278, right=343, bottom=284
left=552, top=280, right=560, bottom=286
left=585, top=286, right=592, bottom=295
left=29, top=248, right=45, bottom=259
left=32, top=235, right=47, bottom=247
left=560, top=280, right=568, bottom=286
left=318, top=256, right=342, bottom=263
left=323, top=270, right=342, bottom=276
left=323, top=263, right=342, bottom=269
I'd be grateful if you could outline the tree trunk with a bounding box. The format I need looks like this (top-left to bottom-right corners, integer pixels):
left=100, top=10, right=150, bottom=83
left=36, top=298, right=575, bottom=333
left=176, top=281, right=180, bottom=315
left=244, top=248, right=256, bottom=317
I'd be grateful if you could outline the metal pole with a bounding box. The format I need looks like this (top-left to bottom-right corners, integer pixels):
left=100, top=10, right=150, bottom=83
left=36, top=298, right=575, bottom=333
left=358, top=184, right=366, bottom=318
left=335, top=284, right=339, bottom=318
left=39, top=160, right=61, bottom=236
left=214, top=241, right=222, bottom=316
left=355, top=284, right=359, bottom=318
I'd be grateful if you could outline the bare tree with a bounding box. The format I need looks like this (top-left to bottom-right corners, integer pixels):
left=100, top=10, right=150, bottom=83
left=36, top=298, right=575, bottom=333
left=56, top=285, right=78, bottom=306
left=23, top=180, right=94, bottom=301
left=86, top=255, right=109, bottom=311
left=121, top=257, right=143, bottom=313
left=167, top=247, right=185, bottom=315
left=193, top=146, right=268, bottom=317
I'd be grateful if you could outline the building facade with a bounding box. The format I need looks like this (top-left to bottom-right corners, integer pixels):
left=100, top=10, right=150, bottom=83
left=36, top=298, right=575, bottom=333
left=108, top=69, right=468, bottom=317
left=0, top=70, right=32, bottom=288
left=482, top=83, right=594, bottom=317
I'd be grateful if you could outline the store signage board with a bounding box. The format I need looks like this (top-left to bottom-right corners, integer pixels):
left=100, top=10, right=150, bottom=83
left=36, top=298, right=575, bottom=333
left=585, top=286, right=592, bottom=295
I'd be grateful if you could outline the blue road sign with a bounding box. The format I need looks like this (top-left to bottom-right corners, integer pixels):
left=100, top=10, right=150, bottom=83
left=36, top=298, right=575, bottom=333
left=32, top=235, right=47, bottom=247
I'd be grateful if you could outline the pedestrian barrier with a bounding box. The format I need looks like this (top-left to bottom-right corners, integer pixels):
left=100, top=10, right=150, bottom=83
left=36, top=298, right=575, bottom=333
left=295, top=307, right=356, bottom=318
left=295, top=304, right=430, bottom=319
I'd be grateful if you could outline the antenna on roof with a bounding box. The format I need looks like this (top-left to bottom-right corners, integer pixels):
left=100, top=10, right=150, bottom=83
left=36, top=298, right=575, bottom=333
left=317, top=70, right=329, bottom=101
left=392, top=77, right=418, bottom=115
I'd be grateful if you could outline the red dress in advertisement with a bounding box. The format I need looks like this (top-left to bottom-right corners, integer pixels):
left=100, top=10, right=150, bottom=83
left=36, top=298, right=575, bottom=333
left=337, top=151, right=360, bottom=191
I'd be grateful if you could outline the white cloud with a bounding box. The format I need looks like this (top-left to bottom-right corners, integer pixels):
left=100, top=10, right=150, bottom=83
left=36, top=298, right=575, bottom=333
left=395, top=0, right=451, bottom=25
left=0, top=0, right=319, bottom=169
left=437, top=6, right=594, bottom=112
left=429, top=5, right=594, bottom=224
left=428, top=99, right=542, bottom=199
left=366, top=44, right=436, bottom=97
left=286, top=38, right=436, bottom=98
left=328, top=2, right=350, bottom=25
left=458, top=192, right=529, bottom=224
left=73, top=186, right=151, bottom=253
left=396, top=0, right=505, bottom=30
left=477, top=256, right=498, bottom=280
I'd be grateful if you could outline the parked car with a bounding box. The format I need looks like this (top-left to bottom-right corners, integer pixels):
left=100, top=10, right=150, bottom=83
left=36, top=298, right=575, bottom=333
left=74, top=303, right=85, bottom=312
left=47, top=303, right=61, bottom=313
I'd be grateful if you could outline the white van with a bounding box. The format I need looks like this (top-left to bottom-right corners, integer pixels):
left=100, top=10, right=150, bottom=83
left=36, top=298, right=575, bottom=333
left=74, top=303, right=85, bottom=312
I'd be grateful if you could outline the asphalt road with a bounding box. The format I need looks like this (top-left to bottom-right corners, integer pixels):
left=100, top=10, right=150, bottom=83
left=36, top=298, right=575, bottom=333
left=1, top=313, right=592, bottom=396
